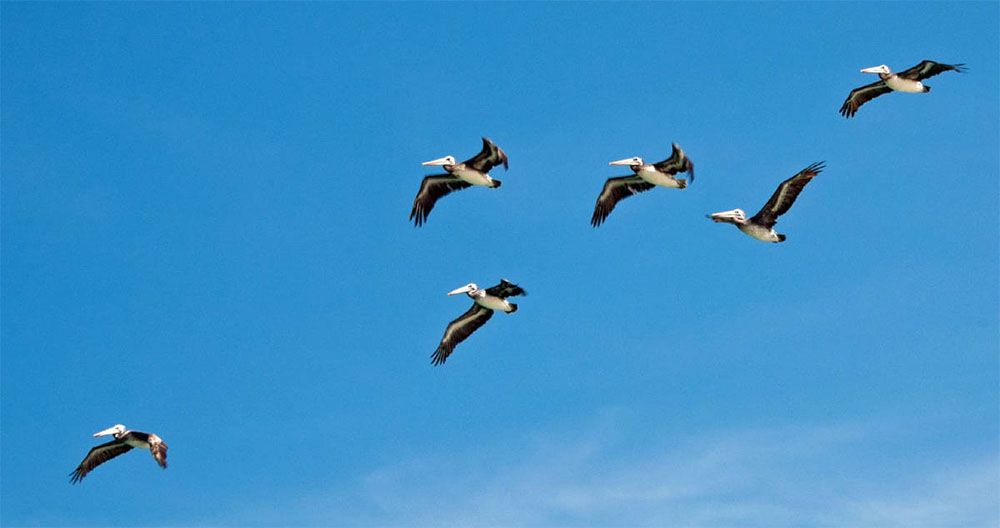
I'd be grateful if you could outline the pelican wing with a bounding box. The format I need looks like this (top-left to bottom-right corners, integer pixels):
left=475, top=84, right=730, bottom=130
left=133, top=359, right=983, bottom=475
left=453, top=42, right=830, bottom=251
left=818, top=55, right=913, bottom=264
left=463, top=137, right=509, bottom=173
left=652, top=143, right=695, bottom=182
left=750, top=162, right=824, bottom=229
left=839, top=80, right=892, bottom=118
left=409, top=174, right=472, bottom=227
left=431, top=303, right=494, bottom=366
left=897, top=60, right=966, bottom=81
left=485, top=279, right=527, bottom=298
left=590, top=175, right=655, bottom=227
left=150, top=439, right=168, bottom=468
left=69, top=439, right=133, bottom=483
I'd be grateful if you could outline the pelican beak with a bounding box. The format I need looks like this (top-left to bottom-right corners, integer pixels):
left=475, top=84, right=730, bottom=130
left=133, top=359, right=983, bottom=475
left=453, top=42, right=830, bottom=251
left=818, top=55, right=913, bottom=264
left=608, top=157, right=639, bottom=166
left=422, top=156, right=453, bottom=166
left=707, top=209, right=741, bottom=222
left=860, top=65, right=886, bottom=74
left=447, top=285, right=473, bottom=296
left=93, top=426, right=120, bottom=438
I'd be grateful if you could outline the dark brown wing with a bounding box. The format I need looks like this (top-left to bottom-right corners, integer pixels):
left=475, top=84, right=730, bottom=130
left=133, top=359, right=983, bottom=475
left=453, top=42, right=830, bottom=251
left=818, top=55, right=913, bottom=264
left=149, top=438, right=168, bottom=469
left=750, top=162, right=825, bottom=229
left=839, top=80, right=892, bottom=118
left=409, top=174, right=472, bottom=227
left=431, top=304, right=494, bottom=366
left=591, top=176, right=655, bottom=227
left=485, top=279, right=526, bottom=298
left=652, top=143, right=695, bottom=183
left=463, top=137, right=508, bottom=173
left=897, top=60, right=966, bottom=81
left=69, top=439, right=133, bottom=484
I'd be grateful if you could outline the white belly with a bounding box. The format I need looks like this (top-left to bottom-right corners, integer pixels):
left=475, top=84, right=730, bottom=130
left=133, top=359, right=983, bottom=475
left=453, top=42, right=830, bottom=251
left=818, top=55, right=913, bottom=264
left=637, top=167, right=684, bottom=189
left=475, top=295, right=511, bottom=312
left=886, top=76, right=925, bottom=93
left=739, top=224, right=781, bottom=243
left=453, top=169, right=494, bottom=187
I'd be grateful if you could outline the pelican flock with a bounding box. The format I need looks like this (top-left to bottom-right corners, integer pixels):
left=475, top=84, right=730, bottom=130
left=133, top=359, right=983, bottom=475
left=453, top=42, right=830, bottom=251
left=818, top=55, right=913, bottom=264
left=61, top=53, right=970, bottom=488
left=708, top=162, right=825, bottom=242
left=840, top=60, right=966, bottom=117
left=431, top=279, right=526, bottom=366
left=591, top=143, right=695, bottom=227
left=70, top=424, right=168, bottom=483
left=409, top=137, right=509, bottom=226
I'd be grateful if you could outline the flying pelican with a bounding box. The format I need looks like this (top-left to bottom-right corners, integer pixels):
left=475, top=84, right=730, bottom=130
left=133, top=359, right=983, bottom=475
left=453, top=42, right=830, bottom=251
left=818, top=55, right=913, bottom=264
left=707, top=162, right=825, bottom=243
left=840, top=60, right=966, bottom=118
left=409, top=137, right=509, bottom=226
left=431, top=279, right=526, bottom=365
left=69, top=424, right=168, bottom=483
left=591, top=143, right=695, bottom=227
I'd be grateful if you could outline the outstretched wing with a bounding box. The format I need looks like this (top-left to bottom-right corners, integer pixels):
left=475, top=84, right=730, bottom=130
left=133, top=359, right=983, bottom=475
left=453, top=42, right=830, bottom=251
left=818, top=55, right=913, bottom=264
left=897, top=60, right=966, bottom=81
left=69, top=439, right=133, bottom=483
left=839, top=80, right=892, bottom=118
left=463, top=137, right=509, bottom=173
left=652, top=143, right=695, bottom=183
left=590, top=175, right=655, bottom=227
left=409, top=174, right=472, bottom=226
left=431, top=304, right=494, bottom=366
left=485, top=279, right=526, bottom=298
left=750, top=162, right=825, bottom=229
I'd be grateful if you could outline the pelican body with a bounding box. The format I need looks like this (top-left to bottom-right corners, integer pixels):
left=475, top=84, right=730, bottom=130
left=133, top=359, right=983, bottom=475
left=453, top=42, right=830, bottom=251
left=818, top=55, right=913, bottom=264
left=591, top=143, right=695, bottom=227
left=840, top=60, right=966, bottom=118
left=409, top=137, right=509, bottom=226
left=431, top=279, right=527, bottom=365
left=70, top=424, right=168, bottom=483
left=708, top=162, right=825, bottom=243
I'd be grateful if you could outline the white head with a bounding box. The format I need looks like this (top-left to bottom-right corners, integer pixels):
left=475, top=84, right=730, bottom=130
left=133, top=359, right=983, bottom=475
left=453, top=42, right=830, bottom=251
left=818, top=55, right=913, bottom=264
left=94, top=424, right=126, bottom=438
left=422, top=155, right=457, bottom=167
left=609, top=157, right=644, bottom=167
left=447, top=283, right=479, bottom=296
left=860, top=64, right=891, bottom=75
left=708, top=208, right=747, bottom=223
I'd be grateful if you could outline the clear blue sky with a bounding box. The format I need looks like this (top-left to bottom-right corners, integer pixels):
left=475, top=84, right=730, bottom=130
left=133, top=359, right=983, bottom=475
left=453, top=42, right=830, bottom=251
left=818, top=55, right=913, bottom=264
left=2, top=3, right=997, bottom=526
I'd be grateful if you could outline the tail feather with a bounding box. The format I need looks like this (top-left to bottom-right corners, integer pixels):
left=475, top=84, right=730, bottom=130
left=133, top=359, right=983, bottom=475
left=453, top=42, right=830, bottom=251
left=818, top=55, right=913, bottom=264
left=490, top=179, right=502, bottom=188
left=776, top=234, right=786, bottom=242
left=923, top=85, right=931, bottom=93
left=677, top=179, right=688, bottom=189
left=507, top=303, right=518, bottom=313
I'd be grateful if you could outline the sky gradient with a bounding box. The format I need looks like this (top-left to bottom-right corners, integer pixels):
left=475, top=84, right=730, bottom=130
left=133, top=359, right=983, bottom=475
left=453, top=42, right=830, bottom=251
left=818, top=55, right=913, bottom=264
left=2, top=2, right=998, bottom=527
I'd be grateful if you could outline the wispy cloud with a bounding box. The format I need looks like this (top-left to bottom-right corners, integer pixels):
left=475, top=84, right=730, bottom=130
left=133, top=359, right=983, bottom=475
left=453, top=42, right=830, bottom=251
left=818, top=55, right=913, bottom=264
left=213, top=412, right=998, bottom=527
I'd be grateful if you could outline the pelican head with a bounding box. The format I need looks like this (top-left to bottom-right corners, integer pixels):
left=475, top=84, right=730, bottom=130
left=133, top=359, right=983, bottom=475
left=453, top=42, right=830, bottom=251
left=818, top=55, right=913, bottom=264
left=860, top=64, right=891, bottom=75
left=422, top=156, right=457, bottom=167
left=448, top=283, right=479, bottom=296
left=94, top=424, right=126, bottom=438
left=609, top=157, right=644, bottom=167
left=707, top=208, right=747, bottom=223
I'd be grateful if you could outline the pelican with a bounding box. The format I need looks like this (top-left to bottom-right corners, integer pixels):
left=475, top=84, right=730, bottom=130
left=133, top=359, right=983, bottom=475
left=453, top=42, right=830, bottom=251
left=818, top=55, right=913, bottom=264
left=840, top=60, right=966, bottom=118
left=708, top=162, right=824, bottom=243
left=409, top=137, right=509, bottom=226
left=431, top=279, right=526, bottom=365
left=591, top=143, right=695, bottom=227
left=69, top=424, right=168, bottom=483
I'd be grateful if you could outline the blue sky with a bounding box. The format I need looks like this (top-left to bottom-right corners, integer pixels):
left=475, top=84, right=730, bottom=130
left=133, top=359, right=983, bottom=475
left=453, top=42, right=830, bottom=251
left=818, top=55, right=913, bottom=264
left=2, top=2, right=997, bottom=526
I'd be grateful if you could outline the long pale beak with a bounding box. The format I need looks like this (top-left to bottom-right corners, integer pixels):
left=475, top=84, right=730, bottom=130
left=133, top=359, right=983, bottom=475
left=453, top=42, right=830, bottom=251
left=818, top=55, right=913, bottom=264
left=93, top=426, right=119, bottom=438
left=447, top=286, right=473, bottom=296
left=707, top=210, right=741, bottom=222
left=608, top=158, right=638, bottom=166
left=860, top=66, right=884, bottom=74
left=422, top=156, right=452, bottom=166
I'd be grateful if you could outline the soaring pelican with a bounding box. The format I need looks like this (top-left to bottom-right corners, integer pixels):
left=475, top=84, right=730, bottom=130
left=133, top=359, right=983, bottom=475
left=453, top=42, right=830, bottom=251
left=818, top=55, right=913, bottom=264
left=431, top=279, right=526, bottom=365
left=591, top=143, right=695, bottom=227
left=708, top=162, right=825, bottom=243
left=840, top=60, right=966, bottom=118
left=409, top=137, right=509, bottom=226
left=69, top=424, right=168, bottom=483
